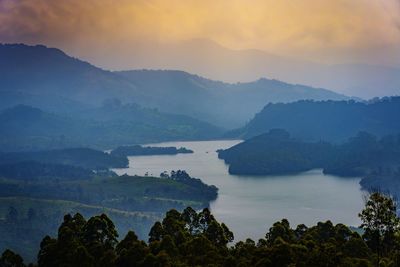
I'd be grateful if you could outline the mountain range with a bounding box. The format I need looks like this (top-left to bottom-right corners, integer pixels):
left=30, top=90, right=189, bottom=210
left=90, top=39, right=400, bottom=98
left=0, top=43, right=350, bottom=129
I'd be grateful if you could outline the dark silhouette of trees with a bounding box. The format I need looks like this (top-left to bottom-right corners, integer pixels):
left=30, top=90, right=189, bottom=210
left=4, top=195, right=400, bottom=266
left=0, top=249, right=24, bottom=267
left=359, top=192, right=400, bottom=266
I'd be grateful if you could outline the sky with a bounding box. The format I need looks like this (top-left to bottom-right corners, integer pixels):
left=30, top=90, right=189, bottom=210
left=1, top=0, right=400, bottom=97
left=1, top=0, right=400, bottom=63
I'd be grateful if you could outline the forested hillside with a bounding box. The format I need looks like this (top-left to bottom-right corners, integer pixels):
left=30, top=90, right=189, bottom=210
left=233, top=97, right=400, bottom=142
left=0, top=144, right=218, bottom=261
left=0, top=44, right=350, bottom=128
left=0, top=104, right=221, bottom=151
left=2, top=192, right=399, bottom=267
left=219, top=129, right=400, bottom=197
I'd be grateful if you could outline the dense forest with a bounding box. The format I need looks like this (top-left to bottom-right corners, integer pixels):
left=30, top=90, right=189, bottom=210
left=0, top=104, right=221, bottom=151
left=2, top=192, right=400, bottom=267
left=0, top=145, right=218, bottom=261
left=219, top=130, right=400, bottom=195
left=232, top=97, right=400, bottom=142
left=0, top=169, right=218, bottom=261
left=110, top=145, right=193, bottom=157
left=0, top=148, right=128, bottom=170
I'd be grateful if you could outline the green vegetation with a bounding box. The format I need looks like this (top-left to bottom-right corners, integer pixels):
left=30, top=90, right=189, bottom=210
left=0, top=147, right=128, bottom=170
left=0, top=165, right=218, bottom=263
left=0, top=44, right=349, bottom=130
left=219, top=129, right=334, bottom=175
left=3, top=192, right=400, bottom=266
left=232, top=97, right=400, bottom=142
left=0, top=161, right=94, bottom=181
left=110, top=145, right=193, bottom=157
left=0, top=197, right=159, bottom=263
left=0, top=105, right=221, bottom=151
left=219, top=130, right=400, bottom=194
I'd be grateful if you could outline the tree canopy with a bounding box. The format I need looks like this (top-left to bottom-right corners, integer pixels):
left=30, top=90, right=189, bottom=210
left=3, top=192, right=400, bottom=266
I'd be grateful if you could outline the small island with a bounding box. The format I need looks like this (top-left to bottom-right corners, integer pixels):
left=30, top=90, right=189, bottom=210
left=110, top=145, right=193, bottom=157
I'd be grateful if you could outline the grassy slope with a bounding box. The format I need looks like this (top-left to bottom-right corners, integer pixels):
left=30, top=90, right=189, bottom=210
left=0, top=172, right=217, bottom=262
left=0, top=197, right=161, bottom=263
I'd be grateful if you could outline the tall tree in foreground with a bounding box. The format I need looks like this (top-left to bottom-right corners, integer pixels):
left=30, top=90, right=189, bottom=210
left=359, top=192, right=400, bottom=266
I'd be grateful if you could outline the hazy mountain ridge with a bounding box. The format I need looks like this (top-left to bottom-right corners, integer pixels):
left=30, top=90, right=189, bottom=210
left=0, top=43, right=350, bottom=128
left=233, top=97, right=400, bottom=142
left=116, top=70, right=350, bottom=127
left=107, top=38, right=400, bottom=98
left=0, top=105, right=221, bottom=151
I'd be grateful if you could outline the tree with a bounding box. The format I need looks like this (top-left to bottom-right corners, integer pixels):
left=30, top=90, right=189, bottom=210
left=149, top=222, right=163, bottom=243
left=266, top=219, right=295, bottom=245
left=359, top=192, right=400, bottom=265
left=0, top=249, right=25, bottom=267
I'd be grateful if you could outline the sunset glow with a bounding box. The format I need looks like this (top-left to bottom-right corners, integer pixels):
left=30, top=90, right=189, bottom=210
left=1, top=0, right=400, bottom=67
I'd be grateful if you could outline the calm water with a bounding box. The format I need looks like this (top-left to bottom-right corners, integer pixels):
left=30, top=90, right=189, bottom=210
left=112, top=140, right=365, bottom=241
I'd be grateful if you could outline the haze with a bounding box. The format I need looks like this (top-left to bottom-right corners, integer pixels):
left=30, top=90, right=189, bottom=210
left=1, top=0, right=400, bottom=97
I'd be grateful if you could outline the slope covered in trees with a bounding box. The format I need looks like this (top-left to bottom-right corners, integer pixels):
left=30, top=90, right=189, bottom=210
left=110, top=145, right=193, bottom=157
left=0, top=44, right=350, bottom=128
left=0, top=147, right=128, bottom=169
left=0, top=162, right=218, bottom=262
left=2, top=192, right=400, bottom=266
left=0, top=104, right=221, bottom=151
left=219, top=130, right=400, bottom=195
left=117, top=70, right=349, bottom=128
left=233, top=97, right=400, bottom=142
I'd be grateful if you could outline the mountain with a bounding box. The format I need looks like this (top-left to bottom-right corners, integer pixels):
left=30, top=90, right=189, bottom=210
left=117, top=70, right=350, bottom=128
left=98, top=38, right=400, bottom=98
left=0, top=44, right=146, bottom=105
left=0, top=43, right=350, bottom=128
left=0, top=105, right=221, bottom=151
left=233, top=97, right=400, bottom=142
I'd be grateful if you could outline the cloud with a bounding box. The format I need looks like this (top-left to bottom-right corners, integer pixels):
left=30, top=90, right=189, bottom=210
left=0, top=0, right=399, bottom=66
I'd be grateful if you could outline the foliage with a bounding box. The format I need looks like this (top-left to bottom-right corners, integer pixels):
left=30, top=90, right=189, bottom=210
left=219, top=129, right=334, bottom=175
left=0, top=161, right=94, bottom=181
left=110, top=145, right=193, bottom=157
left=359, top=192, right=400, bottom=265
left=218, top=130, right=400, bottom=196
left=4, top=193, right=400, bottom=266
left=236, top=97, right=400, bottom=142
left=0, top=147, right=128, bottom=170
left=0, top=197, right=158, bottom=263
left=0, top=169, right=218, bottom=262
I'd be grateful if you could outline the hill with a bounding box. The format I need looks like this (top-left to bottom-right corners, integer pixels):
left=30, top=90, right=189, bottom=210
left=105, top=38, right=400, bottom=98
left=0, top=44, right=350, bottom=128
left=0, top=105, right=221, bottom=151
left=0, top=197, right=159, bottom=262
left=219, top=130, right=400, bottom=197
left=233, top=97, right=400, bottom=142
left=0, top=167, right=218, bottom=261
left=116, top=70, right=350, bottom=127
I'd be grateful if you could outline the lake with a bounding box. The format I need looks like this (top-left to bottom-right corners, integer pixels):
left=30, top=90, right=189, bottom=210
left=112, top=140, right=365, bottom=242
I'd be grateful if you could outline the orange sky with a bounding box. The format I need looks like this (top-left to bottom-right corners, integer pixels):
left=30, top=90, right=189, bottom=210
left=1, top=0, right=400, bottom=67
